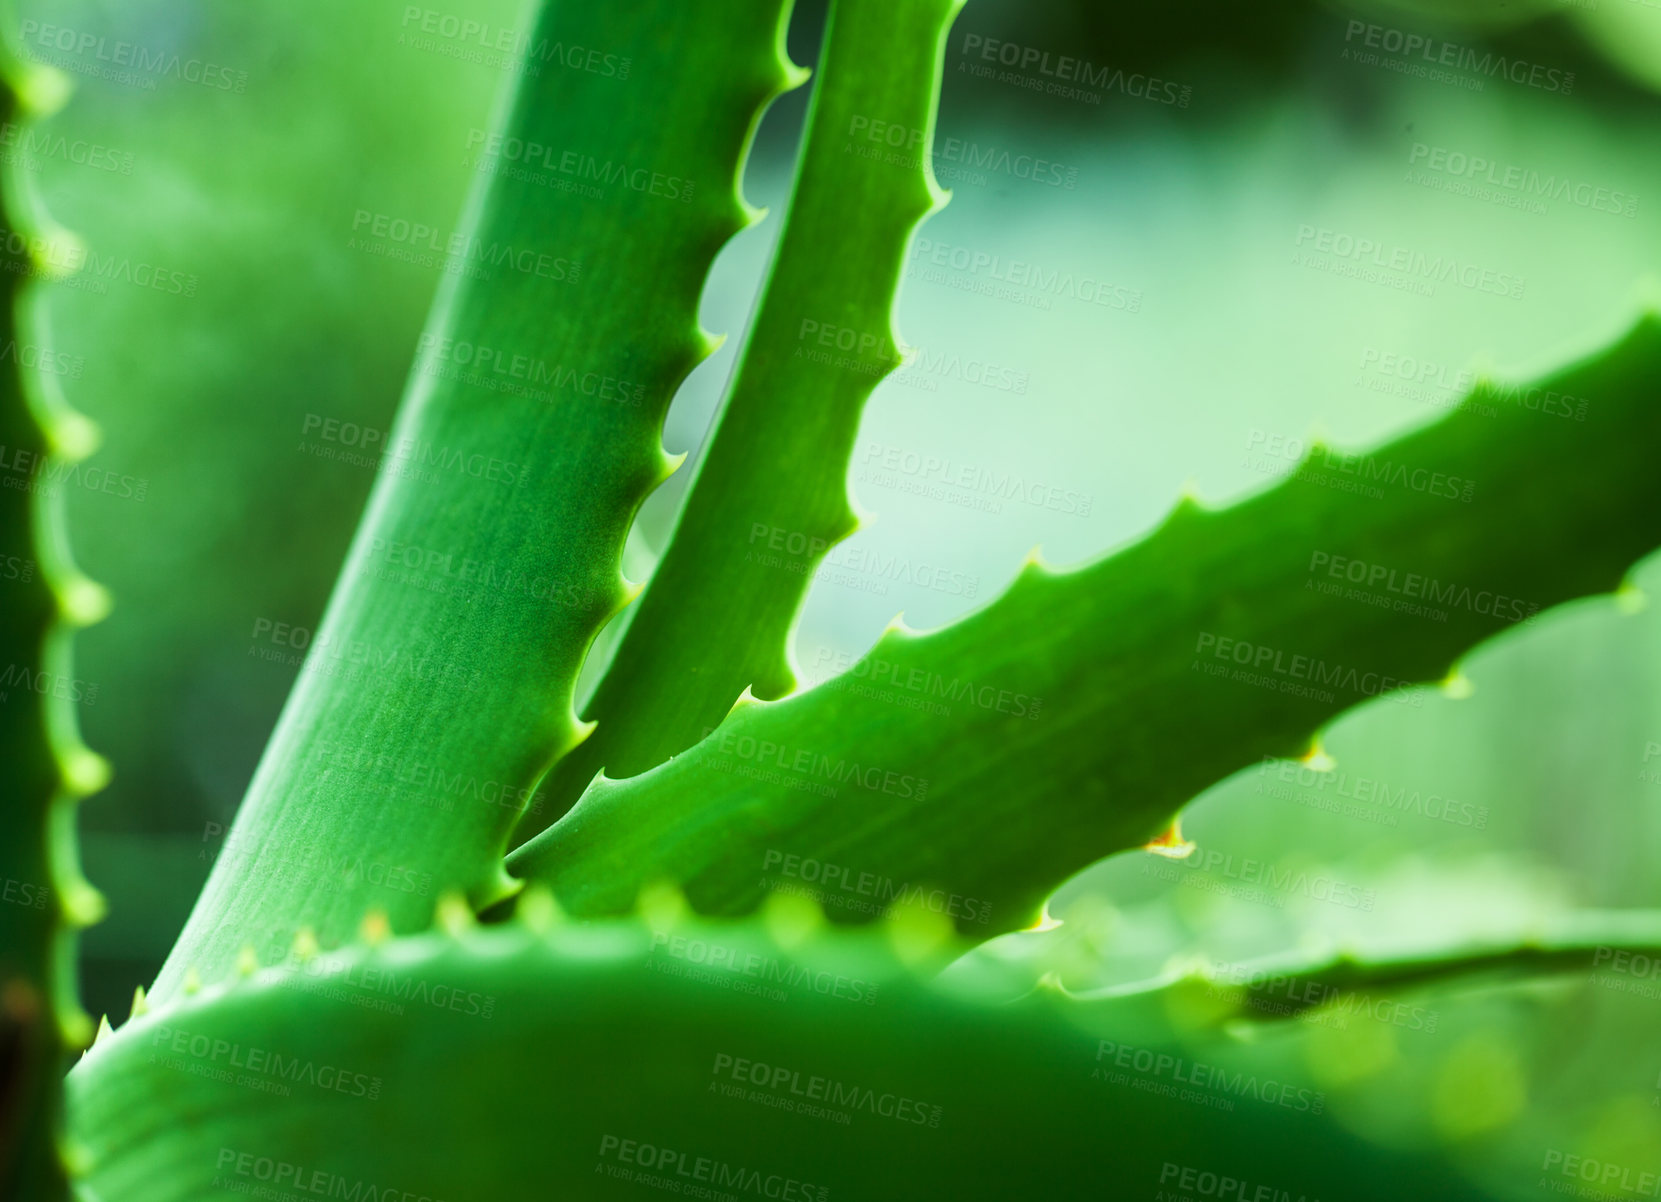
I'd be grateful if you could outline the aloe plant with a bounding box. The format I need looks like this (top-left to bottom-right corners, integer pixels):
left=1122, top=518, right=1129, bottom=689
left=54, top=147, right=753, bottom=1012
left=5, top=1, right=1661, bottom=1199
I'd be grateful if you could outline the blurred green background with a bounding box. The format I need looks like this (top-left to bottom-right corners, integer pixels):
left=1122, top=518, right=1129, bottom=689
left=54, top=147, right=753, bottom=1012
left=18, top=0, right=1661, bottom=1192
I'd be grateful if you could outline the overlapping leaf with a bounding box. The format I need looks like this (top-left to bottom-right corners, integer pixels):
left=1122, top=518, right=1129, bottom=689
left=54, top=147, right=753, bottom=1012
left=152, top=0, right=808, bottom=1003
left=521, top=0, right=962, bottom=838
left=0, top=52, right=107, bottom=1202
left=513, top=318, right=1661, bottom=938
left=72, top=908, right=1511, bottom=1202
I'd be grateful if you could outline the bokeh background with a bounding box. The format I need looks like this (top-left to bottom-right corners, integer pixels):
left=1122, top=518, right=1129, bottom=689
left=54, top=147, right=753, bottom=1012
left=17, top=0, right=1661, bottom=1191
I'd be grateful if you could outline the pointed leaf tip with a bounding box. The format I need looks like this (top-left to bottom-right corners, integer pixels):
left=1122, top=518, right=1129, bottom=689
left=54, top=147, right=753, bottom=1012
left=291, top=927, right=320, bottom=962
left=1299, top=742, right=1336, bottom=772
left=1035, top=970, right=1070, bottom=994
left=1023, top=901, right=1063, bottom=933
left=517, top=886, right=563, bottom=934
left=1144, top=818, right=1196, bottom=860
left=881, top=611, right=919, bottom=640
left=1615, top=581, right=1648, bottom=614
left=1441, top=669, right=1475, bottom=700
left=61, top=576, right=112, bottom=626
left=63, top=749, right=111, bottom=798
left=761, top=888, right=823, bottom=949
left=435, top=893, right=475, bottom=936
left=725, top=684, right=769, bottom=719
left=360, top=909, right=392, bottom=945
left=569, top=717, right=599, bottom=750
left=62, top=880, right=106, bottom=926
left=638, top=880, right=689, bottom=931
left=1020, top=544, right=1053, bottom=574
left=17, top=62, right=72, bottom=116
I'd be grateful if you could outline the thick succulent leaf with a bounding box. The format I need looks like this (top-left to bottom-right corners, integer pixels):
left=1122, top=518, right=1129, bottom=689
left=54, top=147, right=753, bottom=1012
left=1096, top=909, right=1661, bottom=1026
left=150, top=0, right=806, bottom=1004
left=0, top=55, right=107, bottom=1202
left=520, top=0, right=960, bottom=840
left=512, top=317, right=1661, bottom=938
left=70, top=910, right=1507, bottom=1202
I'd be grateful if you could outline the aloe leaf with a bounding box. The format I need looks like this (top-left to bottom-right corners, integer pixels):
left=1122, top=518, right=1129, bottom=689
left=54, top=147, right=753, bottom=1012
left=0, top=54, right=108, bottom=1202
left=69, top=908, right=1494, bottom=1202
left=511, top=316, right=1661, bottom=939
left=1093, top=909, right=1661, bottom=1026
left=150, top=1, right=806, bottom=1005
left=518, top=0, right=961, bottom=842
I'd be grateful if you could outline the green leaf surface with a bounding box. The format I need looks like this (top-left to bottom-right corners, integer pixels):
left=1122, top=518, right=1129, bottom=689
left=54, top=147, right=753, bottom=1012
left=520, top=0, right=960, bottom=840
left=0, top=50, right=107, bottom=1202
left=511, top=317, right=1661, bottom=940
left=1089, top=909, right=1661, bottom=1027
left=150, top=0, right=805, bottom=1005
left=69, top=909, right=1494, bottom=1202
